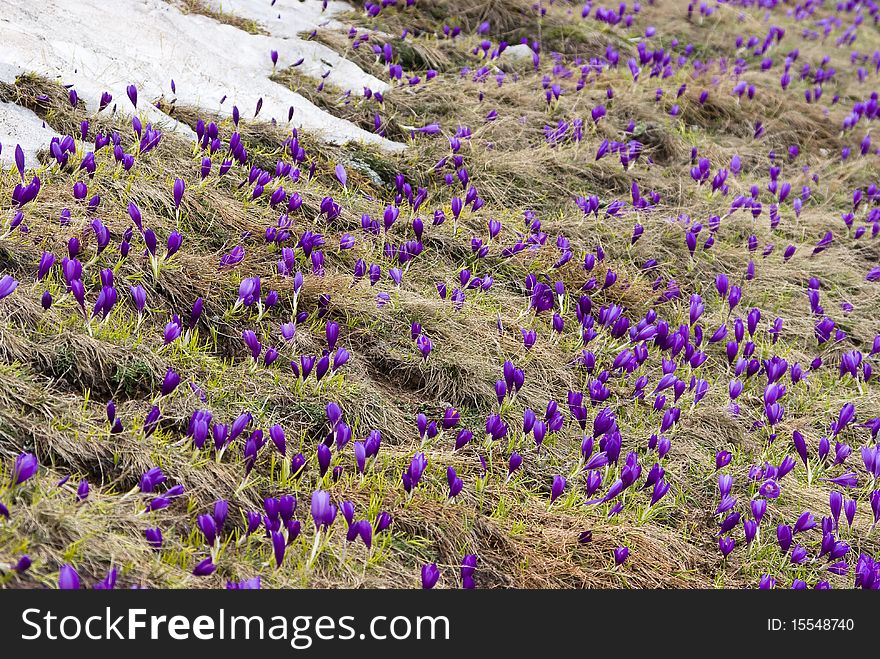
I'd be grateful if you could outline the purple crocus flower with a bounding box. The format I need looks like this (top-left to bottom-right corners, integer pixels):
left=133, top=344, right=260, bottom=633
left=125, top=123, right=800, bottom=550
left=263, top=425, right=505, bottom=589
left=374, top=511, right=393, bottom=534
left=310, top=490, right=336, bottom=530
left=402, top=453, right=428, bottom=493
left=719, top=536, right=735, bottom=557
left=822, top=472, right=859, bottom=488
left=871, top=491, right=880, bottom=529
left=759, top=575, right=776, bottom=589
left=862, top=445, right=880, bottom=479
left=0, top=275, right=19, bottom=302
left=447, top=467, right=463, bottom=499
left=550, top=475, right=566, bottom=504
left=242, top=330, right=262, bottom=361
left=792, top=431, right=808, bottom=466
left=268, top=424, right=286, bottom=457
left=139, top=467, right=166, bottom=493
left=317, top=443, right=331, bottom=476
left=461, top=554, right=477, bottom=589
left=416, top=334, right=433, bottom=361
left=160, top=367, right=180, bottom=395
left=12, top=453, right=38, bottom=485
left=198, top=514, right=217, bottom=546
left=507, top=452, right=523, bottom=479
left=173, top=178, right=185, bottom=210
left=758, top=480, right=780, bottom=499
left=145, top=527, right=163, bottom=549
left=777, top=524, right=793, bottom=553
left=421, top=563, right=440, bottom=589
left=855, top=554, right=880, bottom=589
left=793, top=511, right=816, bottom=534
left=192, top=558, right=216, bottom=576
left=58, top=565, right=80, bottom=590
left=272, top=530, right=286, bottom=568
left=335, top=163, right=347, bottom=188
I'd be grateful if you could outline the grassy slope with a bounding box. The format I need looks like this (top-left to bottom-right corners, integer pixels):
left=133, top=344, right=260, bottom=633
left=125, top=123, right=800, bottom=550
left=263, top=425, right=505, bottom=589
left=1, top=0, right=880, bottom=589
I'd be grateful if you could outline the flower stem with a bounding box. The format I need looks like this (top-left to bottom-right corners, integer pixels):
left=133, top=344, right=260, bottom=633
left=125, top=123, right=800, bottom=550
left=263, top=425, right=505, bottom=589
left=306, top=530, right=322, bottom=570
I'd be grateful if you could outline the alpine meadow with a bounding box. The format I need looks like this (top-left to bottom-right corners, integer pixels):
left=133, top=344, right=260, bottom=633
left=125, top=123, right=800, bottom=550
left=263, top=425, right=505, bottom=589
left=1, top=0, right=880, bottom=591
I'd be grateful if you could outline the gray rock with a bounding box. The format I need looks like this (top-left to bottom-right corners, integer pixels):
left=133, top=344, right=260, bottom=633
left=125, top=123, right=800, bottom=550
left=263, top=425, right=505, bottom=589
left=500, top=44, right=534, bottom=62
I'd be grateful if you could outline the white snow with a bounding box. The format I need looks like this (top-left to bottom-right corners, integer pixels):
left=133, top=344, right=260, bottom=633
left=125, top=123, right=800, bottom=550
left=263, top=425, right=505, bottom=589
left=0, top=101, right=60, bottom=170
left=0, top=0, right=402, bottom=168
left=204, top=0, right=353, bottom=39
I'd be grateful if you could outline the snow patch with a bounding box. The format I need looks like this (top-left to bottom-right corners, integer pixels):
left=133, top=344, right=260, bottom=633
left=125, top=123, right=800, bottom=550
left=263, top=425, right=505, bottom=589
left=0, top=102, right=60, bottom=169
left=203, top=0, right=352, bottom=39
left=0, top=0, right=403, bottom=165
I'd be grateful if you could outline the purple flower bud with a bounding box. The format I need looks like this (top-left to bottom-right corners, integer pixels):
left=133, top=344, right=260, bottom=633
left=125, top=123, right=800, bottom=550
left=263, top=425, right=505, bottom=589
left=421, top=563, right=440, bottom=589
left=12, top=453, right=38, bottom=485
left=58, top=565, right=80, bottom=590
